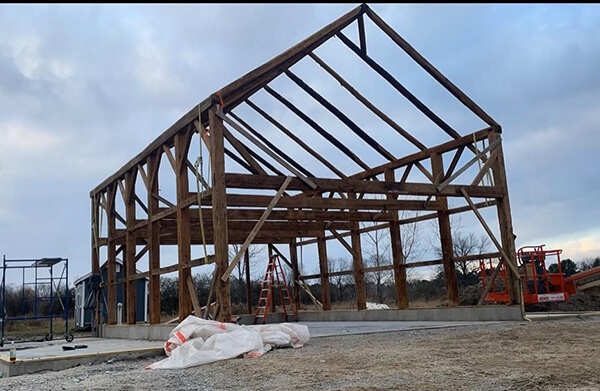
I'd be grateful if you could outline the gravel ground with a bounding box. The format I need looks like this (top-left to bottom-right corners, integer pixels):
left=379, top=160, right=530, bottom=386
left=1, top=318, right=600, bottom=391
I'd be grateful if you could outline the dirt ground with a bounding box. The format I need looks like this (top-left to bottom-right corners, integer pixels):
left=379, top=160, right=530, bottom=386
left=1, top=317, right=600, bottom=391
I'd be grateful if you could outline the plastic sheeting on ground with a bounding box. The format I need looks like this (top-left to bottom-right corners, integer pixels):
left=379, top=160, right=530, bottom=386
left=366, top=302, right=390, bottom=309
left=146, top=316, right=310, bottom=369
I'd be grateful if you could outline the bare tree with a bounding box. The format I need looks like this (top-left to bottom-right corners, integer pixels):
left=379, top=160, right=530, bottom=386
left=362, top=223, right=391, bottom=303
left=429, top=214, right=490, bottom=282
left=397, top=209, right=426, bottom=278
left=228, top=244, right=265, bottom=301
left=328, top=257, right=352, bottom=302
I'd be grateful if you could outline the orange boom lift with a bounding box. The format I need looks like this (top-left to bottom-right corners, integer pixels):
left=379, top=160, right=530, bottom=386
left=479, top=245, right=571, bottom=304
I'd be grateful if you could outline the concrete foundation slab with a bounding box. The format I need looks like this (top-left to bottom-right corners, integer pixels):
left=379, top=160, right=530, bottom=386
left=305, top=321, right=504, bottom=338
left=103, top=306, right=522, bottom=341
left=0, top=337, right=163, bottom=378
left=238, top=305, right=523, bottom=324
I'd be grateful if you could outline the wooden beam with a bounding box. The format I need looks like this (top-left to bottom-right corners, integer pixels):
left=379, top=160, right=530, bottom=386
left=364, top=6, right=500, bottom=129
left=337, top=31, right=460, bottom=140
left=460, top=188, right=519, bottom=277
left=187, top=275, right=202, bottom=316
left=285, top=69, right=397, bottom=161
left=265, top=85, right=370, bottom=170
left=147, top=152, right=161, bottom=324
left=229, top=111, right=315, bottom=178
left=162, top=145, right=177, bottom=173
left=245, top=99, right=346, bottom=178
left=444, top=146, right=465, bottom=182
left=488, top=131, right=520, bottom=304
left=124, top=171, right=137, bottom=324
left=357, top=12, right=367, bottom=54
left=137, top=163, right=149, bottom=191
left=224, top=147, right=256, bottom=173
left=318, top=224, right=332, bottom=311
left=222, top=125, right=266, bottom=175
left=175, top=130, right=193, bottom=321
left=309, top=52, right=426, bottom=151
left=437, top=137, right=501, bottom=191
left=471, top=148, right=499, bottom=186
left=209, top=106, right=231, bottom=322
left=328, top=227, right=357, bottom=258
left=386, top=170, right=409, bottom=308
left=224, top=173, right=504, bottom=198
left=432, top=154, right=458, bottom=307
left=351, top=128, right=491, bottom=180
left=91, top=194, right=100, bottom=276
left=106, top=184, right=117, bottom=325
left=217, top=110, right=317, bottom=189
left=153, top=193, right=175, bottom=208
left=221, top=176, right=292, bottom=281
left=350, top=193, right=367, bottom=310
left=295, top=199, right=498, bottom=247
left=216, top=5, right=364, bottom=112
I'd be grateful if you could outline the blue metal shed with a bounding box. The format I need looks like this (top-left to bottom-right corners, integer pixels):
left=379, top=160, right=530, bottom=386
left=74, top=259, right=148, bottom=327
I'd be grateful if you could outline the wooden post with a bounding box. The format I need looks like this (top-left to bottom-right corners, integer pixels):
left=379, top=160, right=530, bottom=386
left=349, top=193, right=367, bottom=310
left=91, top=195, right=100, bottom=276
left=289, top=239, right=301, bottom=310
left=384, top=170, right=409, bottom=308
left=147, top=153, right=161, bottom=324
left=106, top=185, right=117, bottom=325
left=175, top=130, right=193, bottom=322
left=245, top=250, right=252, bottom=314
left=209, top=106, right=231, bottom=322
left=431, top=153, right=459, bottom=306
left=318, top=232, right=332, bottom=311
left=489, top=131, right=520, bottom=304
left=124, top=170, right=137, bottom=324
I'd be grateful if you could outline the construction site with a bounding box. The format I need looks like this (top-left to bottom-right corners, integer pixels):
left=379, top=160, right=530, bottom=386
left=1, top=3, right=600, bottom=390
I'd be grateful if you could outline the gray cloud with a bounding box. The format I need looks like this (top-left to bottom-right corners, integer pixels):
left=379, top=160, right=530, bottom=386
left=0, top=4, right=599, bottom=283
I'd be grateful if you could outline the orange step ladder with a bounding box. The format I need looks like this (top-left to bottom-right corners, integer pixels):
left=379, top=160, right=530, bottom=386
left=254, top=254, right=297, bottom=324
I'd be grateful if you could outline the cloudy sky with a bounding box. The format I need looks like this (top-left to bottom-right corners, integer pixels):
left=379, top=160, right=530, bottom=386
left=1, top=4, right=599, bottom=283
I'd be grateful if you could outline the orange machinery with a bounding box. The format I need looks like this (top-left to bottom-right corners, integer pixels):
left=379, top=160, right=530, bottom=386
left=479, top=245, right=571, bottom=304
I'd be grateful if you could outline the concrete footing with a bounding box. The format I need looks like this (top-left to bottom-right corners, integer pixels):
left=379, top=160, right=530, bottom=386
left=103, top=306, right=522, bottom=341
left=0, top=338, right=163, bottom=377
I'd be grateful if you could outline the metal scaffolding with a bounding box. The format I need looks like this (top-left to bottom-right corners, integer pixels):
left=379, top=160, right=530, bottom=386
left=1, top=256, right=73, bottom=346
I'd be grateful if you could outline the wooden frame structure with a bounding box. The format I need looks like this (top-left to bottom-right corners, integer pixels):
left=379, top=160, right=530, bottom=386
left=90, top=4, right=521, bottom=324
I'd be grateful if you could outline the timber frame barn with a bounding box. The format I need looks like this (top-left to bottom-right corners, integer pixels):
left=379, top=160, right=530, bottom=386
left=90, top=4, right=522, bottom=325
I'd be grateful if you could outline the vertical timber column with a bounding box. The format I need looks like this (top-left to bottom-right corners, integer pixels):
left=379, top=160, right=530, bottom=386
left=431, top=153, right=459, bottom=307
left=125, top=170, right=137, bottom=325
left=147, top=153, right=161, bottom=324
left=349, top=193, right=366, bottom=310
left=90, top=193, right=101, bottom=330
left=317, top=230, right=332, bottom=311
left=289, top=239, right=301, bottom=310
left=489, top=131, right=520, bottom=304
left=175, top=130, right=192, bottom=321
left=384, top=171, right=409, bottom=309
left=107, top=185, right=117, bottom=325
left=91, top=194, right=100, bottom=276
left=245, top=250, right=252, bottom=314
left=209, top=106, right=231, bottom=322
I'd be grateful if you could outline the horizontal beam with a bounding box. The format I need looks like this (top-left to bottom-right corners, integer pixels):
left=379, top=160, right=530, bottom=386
left=298, top=200, right=497, bottom=246
left=298, top=251, right=503, bottom=280
left=224, top=173, right=503, bottom=198
left=352, top=128, right=491, bottom=180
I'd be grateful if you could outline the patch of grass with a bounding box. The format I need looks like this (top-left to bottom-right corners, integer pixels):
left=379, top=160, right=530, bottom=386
left=4, top=317, right=73, bottom=341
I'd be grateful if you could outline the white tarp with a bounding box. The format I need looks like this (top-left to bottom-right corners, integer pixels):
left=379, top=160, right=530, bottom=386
left=146, top=316, right=310, bottom=369
left=366, top=302, right=390, bottom=309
